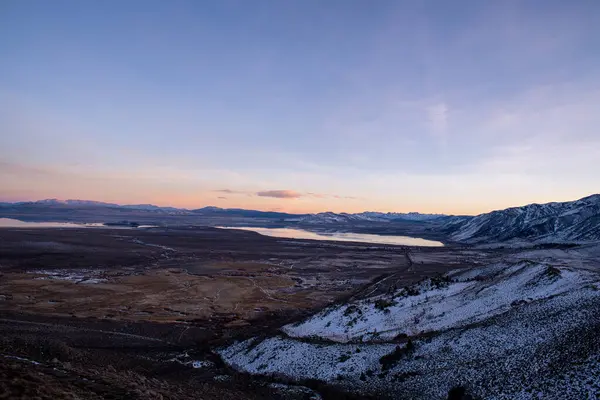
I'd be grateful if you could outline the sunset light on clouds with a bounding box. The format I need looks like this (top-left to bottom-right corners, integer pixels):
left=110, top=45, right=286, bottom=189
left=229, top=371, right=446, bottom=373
left=1, top=0, right=599, bottom=214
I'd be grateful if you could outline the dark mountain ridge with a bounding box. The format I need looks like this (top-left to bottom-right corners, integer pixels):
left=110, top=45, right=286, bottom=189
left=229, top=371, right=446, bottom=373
left=447, top=194, right=600, bottom=243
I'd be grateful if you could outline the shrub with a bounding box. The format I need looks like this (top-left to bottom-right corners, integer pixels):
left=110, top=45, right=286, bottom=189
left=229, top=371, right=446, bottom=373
left=430, top=275, right=452, bottom=289
left=405, top=286, right=420, bottom=296
left=344, top=305, right=361, bottom=316
left=374, top=299, right=397, bottom=311
left=379, top=340, right=415, bottom=371
left=544, top=266, right=562, bottom=279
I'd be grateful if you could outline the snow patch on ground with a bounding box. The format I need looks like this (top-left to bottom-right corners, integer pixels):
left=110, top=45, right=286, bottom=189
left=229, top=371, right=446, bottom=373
left=131, top=238, right=175, bottom=251
left=30, top=269, right=108, bottom=284
left=222, top=336, right=397, bottom=381
left=2, top=354, right=41, bottom=365
left=167, top=352, right=214, bottom=369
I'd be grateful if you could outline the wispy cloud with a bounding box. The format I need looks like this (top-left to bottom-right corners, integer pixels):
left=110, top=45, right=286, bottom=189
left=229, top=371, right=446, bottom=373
left=256, top=190, right=302, bottom=199
left=427, top=102, right=449, bottom=145
left=214, top=189, right=245, bottom=194
left=214, top=188, right=354, bottom=200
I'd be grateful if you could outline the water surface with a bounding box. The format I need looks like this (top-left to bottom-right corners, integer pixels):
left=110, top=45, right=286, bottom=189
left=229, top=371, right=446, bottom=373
left=0, top=218, right=98, bottom=228
left=0, top=218, right=154, bottom=229
left=218, top=226, right=444, bottom=247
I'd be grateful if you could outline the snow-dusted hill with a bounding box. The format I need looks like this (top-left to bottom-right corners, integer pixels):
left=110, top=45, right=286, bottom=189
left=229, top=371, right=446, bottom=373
left=357, top=211, right=446, bottom=222
left=282, top=261, right=595, bottom=342
left=29, top=199, right=120, bottom=207
left=120, top=204, right=182, bottom=212
left=298, top=212, right=375, bottom=224
left=299, top=211, right=445, bottom=224
left=448, top=194, right=600, bottom=244
left=219, top=261, right=600, bottom=399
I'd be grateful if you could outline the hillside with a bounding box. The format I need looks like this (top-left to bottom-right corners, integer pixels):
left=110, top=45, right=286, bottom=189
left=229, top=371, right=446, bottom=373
left=219, top=259, right=600, bottom=399
left=448, top=194, right=600, bottom=244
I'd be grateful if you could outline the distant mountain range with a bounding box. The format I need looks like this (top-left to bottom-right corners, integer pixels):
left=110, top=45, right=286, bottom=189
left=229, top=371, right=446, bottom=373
left=0, top=199, right=440, bottom=222
left=1, top=195, right=599, bottom=244
left=192, top=206, right=305, bottom=219
left=297, top=211, right=445, bottom=224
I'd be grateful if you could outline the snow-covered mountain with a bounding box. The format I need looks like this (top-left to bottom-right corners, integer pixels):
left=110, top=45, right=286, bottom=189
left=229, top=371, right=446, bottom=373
left=299, top=212, right=373, bottom=224
left=299, top=211, right=446, bottom=224
left=356, top=211, right=446, bottom=222
left=120, top=204, right=186, bottom=213
left=448, top=194, right=600, bottom=243
left=29, top=199, right=120, bottom=207
left=4, top=199, right=190, bottom=214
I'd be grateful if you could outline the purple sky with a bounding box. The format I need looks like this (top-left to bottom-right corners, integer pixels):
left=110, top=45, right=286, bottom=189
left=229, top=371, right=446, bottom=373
left=1, top=0, right=599, bottom=214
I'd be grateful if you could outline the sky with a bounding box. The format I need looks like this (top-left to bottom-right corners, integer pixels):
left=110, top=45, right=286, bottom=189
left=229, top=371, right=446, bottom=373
left=1, top=0, right=599, bottom=215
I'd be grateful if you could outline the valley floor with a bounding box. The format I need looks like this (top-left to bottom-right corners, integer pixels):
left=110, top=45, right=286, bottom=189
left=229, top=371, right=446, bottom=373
left=1, top=226, right=599, bottom=399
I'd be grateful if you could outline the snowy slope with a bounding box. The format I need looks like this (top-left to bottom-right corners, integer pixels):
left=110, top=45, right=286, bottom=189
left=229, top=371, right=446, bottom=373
left=219, top=261, right=600, bottom=399
left=282, top=262, right=596, bottom=343
left=448, top=194, right=600, bottom=243
left=220, top=288, right=600, bottom=399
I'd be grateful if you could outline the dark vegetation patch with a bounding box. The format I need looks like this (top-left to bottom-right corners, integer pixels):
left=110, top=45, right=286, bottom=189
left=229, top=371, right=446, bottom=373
left=429, top=274, right=452, bottom=289
left=343, top=305, right=361, bottom=317
left=391, top=370, right=420, bottom=382
left=338, top=353, right=351, bottom=363
left=379, top=340, right=415, bottom=371
left=400, top=285, right=421, bottom=297
left=447, top=386, right=478, bottom=400
left=374, top=299, right=397, bottom=312
left=544, top=266, right=562, bottom=279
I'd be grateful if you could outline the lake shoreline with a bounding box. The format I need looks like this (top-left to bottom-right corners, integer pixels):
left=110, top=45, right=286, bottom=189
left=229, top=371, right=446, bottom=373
left=216, top=226, right=444, bottom=247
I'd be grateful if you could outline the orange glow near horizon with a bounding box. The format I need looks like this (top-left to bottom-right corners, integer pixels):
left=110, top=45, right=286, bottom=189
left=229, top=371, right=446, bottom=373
left=1, top=162, right=597, bottom=216
left=2, top=190, right=596, bottom=216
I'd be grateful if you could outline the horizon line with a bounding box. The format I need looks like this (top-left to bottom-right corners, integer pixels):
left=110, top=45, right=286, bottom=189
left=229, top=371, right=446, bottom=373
left=2, top=193, right=598, bottom=217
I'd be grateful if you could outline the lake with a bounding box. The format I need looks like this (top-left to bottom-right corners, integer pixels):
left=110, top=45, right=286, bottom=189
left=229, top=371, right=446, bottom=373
left=0, top=218, right=100, bottom=228
left=217, top=226, right=444, bottom=247
left=0, top=218, right=154, bottom=229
